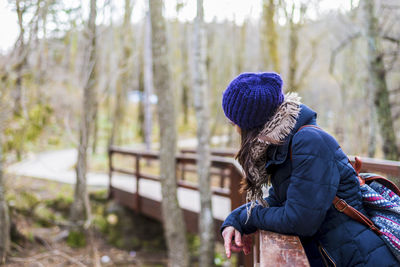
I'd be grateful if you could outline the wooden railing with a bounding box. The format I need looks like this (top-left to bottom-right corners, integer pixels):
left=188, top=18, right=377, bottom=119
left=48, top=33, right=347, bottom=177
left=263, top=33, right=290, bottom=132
left=108, top=146, right=400, bottom=267
left=108, top=146, right=244, bottom=227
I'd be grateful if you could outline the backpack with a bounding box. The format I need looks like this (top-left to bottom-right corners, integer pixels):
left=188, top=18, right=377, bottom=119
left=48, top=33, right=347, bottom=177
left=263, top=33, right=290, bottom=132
left=296, top=125, right=400, bottom=261
left=333, top=157, right=400, bottom=262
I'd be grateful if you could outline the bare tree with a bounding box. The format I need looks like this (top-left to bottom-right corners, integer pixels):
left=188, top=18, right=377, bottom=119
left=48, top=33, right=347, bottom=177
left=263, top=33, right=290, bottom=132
left=143, top=9, right=154, bottom=151
left=149, top=0, right=189, bottom=266
left=193, top=0, right=214, bottom=266
left=363, top=0, right=399, bottom=160
left=0, top=129, right=10, bottom=264
left=261, top=0, right=281, bottom=72
left=12, top=0, right=28, bottom=116
left=108, top=0, right=134, bottom=147
left=70, top=0, right=97, bottom=225
left=283, top=1, right=318, bottom=92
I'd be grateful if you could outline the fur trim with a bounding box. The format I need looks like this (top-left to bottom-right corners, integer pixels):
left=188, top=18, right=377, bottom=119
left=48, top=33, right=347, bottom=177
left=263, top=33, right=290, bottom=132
left=244, top=93, right=301, bottom=221
left=249, top=92, right=301, bottom=162
left=255, top=92, right=301, bottom=145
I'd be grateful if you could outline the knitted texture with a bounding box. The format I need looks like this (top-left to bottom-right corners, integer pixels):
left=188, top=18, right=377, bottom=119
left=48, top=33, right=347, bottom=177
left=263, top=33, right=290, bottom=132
left=360, top=175, right=400, bottom=262
left=222, top=72, right=284, bottom=130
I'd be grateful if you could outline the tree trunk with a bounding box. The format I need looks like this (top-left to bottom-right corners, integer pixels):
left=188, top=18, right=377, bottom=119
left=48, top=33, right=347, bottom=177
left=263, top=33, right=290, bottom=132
left=0, top=132, right=10, bottom=264
left=12, top=0, right=26, bottom=117
left=149, top=1, right=189, bottom=266
left=368, top=89, right=377, bottom=157
left=181, top=24, right=190, bottom=126
left=137, top=51, right=145, bottom=141
left=70, top=0, right=97, bottom=224
left=143, top=10, right=153, bottom=151
left=193, top=1, right=214, bottom=266
left=261, top=0, right=280, bottom=72
left=92, top=114, right=99, bottom=154
left=287, top=18, right=299, bottom=91
left=109, top=0, right=133, bottom=147
left=363, top=0, right=399, bottom=160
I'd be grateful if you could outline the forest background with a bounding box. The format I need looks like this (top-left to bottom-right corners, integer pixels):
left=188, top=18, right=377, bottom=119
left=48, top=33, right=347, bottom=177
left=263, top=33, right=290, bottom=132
left=0, top=0, right=399, bottom=266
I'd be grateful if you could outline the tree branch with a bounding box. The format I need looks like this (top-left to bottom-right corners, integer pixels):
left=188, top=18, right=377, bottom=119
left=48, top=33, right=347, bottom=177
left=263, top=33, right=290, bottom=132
left=329, top=32, right=361, bottom=74
left=296, top=38, right=319, bottom=89
left=382, top=35, right=400, bottom=44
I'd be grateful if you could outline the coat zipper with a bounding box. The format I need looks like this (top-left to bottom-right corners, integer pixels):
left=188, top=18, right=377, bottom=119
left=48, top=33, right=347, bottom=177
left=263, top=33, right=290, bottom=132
left=318, top=244, right=336, bottom=267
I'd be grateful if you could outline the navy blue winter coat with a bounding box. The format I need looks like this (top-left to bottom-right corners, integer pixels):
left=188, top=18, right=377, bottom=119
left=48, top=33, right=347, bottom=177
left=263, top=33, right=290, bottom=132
left=221, top=105, right=398, bottom=266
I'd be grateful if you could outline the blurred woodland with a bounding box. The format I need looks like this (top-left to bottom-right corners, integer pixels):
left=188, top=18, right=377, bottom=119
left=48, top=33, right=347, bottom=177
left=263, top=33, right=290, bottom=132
left=0, top=0, right=399, bottom=160
left=0, top=0, right=400, bottom=266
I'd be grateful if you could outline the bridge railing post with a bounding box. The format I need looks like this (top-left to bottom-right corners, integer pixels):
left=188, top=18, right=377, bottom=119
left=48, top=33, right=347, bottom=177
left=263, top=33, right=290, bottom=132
left=229, top=165, right=242, bottom=210
left=229, top=164, right=254, bottom=267
left=135, top=154, right=141, bottom=212
left=108, top=148, right=113, bottom=199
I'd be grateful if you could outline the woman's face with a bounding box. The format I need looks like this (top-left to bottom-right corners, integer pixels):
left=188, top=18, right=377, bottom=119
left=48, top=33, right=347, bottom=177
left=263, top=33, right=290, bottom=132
left=235, top=124, right=241, bottom=135
left=228, top=120, right=241, bottom=135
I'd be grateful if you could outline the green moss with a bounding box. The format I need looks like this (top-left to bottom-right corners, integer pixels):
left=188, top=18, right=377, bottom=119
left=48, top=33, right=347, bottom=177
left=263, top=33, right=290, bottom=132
left=45, top=193, right=73, bottom=215
left=102, top=202, right=166, bottom=251
left=67, top=230, right=86, bottom=248
left=187, top=233, right=201, bottom=258
left=8, top=191, right=40, bottom=214
left=214, top=252, right=228, bottom=266
left=4, top=103, right=53, bottom=157
left=26, top=231, right=35, bottom=242
left=93, top=214, right=108, bottom=233
left=33, top=204, right=56, bottom=227
left=89, top=189, right=108, bottom=202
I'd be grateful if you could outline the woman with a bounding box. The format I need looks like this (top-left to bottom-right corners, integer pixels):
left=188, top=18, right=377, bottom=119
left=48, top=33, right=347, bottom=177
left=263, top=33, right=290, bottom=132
left=220, top=72, right=398, bottom=266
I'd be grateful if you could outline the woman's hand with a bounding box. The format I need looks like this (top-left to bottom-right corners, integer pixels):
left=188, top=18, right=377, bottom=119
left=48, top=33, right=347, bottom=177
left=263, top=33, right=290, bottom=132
left=222, top=226, right=252, bottom=258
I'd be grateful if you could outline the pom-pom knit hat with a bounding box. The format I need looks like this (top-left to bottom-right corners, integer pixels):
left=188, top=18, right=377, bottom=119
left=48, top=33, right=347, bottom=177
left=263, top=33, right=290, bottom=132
left=222, top=72, right=285, bottom=130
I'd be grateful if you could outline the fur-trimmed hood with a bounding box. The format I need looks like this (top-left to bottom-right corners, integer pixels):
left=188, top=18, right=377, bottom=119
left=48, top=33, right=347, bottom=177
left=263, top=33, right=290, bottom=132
left=265, top=102, right=318, bottom=169
left=250, top=93, right=302, bottom=163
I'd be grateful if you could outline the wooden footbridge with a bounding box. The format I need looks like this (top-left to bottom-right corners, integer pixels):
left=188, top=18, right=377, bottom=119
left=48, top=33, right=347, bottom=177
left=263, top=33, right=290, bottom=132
left=108, top=146, right=400, bottom=266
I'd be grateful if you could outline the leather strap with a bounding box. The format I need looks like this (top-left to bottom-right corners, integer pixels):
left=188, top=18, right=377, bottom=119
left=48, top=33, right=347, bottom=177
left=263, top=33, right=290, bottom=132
left=333, top=196, right=382, bottom=235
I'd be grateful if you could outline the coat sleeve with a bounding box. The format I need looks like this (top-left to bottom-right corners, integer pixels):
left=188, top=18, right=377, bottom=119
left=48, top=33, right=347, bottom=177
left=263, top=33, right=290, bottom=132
left=220, top=186, right=280, bottom=235
left=231, top=128, right=341, bottom=236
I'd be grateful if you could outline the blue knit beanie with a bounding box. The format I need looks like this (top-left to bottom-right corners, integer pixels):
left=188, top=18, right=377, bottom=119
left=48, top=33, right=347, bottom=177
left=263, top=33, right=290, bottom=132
left=222, top=72, right=284, bottom=130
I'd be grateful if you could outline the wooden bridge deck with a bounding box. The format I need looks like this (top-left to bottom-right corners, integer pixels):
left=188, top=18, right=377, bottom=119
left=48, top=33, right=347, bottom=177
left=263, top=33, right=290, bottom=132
left=110, top=174, right=231, bottom=221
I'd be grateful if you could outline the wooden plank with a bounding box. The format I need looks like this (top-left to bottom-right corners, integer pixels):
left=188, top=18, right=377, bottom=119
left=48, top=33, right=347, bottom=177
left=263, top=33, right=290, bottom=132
left=177, top=164, right=229, bottom=176
left=135, top=155, right=141, bottom=213
left=181, top=148, right=237, bottom=158
left=111, top=167, right=135, bottom=176
left=177, top=180, right=230, bottom=197
left=109, top=146, right=160, bottom=159
left=259, top=231, right=309, bottom=267
left=229, top=165, right=244, bottom=210
left=111, top=187, right=225, bottom=240
left=110, top=187, right=137, bottom=210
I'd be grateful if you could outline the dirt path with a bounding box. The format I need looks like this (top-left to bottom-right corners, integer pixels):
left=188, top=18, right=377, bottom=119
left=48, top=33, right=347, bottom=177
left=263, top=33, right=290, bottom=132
left=6, top=136, right=229, bottom=187
left=6, top=149, right=112, bottom=187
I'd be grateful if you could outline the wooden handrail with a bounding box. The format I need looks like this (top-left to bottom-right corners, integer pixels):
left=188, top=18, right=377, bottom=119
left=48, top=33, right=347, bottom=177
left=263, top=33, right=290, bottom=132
left=108, top=146, right=243, bottom=208
left=181, top=147, right=400, bottom=177
left=258, top=231, right=310, bottom=266
left=181, top=148, right=237, bottom=158
left=348, top=156, right=400, bottom=177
